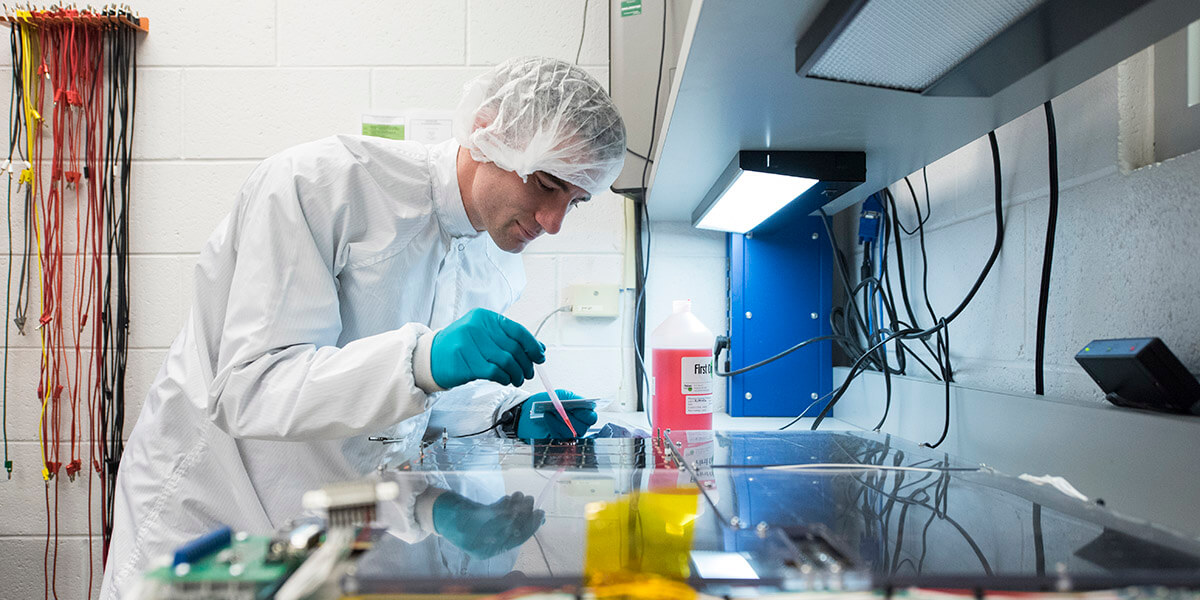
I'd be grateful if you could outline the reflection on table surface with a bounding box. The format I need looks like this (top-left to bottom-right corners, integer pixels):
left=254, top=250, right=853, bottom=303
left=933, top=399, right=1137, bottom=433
left=344, top=430, right=1200, bottom=595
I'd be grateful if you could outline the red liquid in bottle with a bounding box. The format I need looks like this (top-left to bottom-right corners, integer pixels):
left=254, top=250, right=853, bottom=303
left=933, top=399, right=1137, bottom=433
left=651, top=347, right=714, bottom=434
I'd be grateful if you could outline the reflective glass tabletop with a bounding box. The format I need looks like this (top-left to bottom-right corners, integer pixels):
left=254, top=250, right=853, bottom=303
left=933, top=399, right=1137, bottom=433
left=342, top=430, right=1200, bottom=595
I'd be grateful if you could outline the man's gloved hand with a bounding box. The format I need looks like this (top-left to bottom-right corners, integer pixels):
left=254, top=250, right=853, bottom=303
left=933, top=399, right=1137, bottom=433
left=431, top=491, right=545, bottom=560
left=430, top=308, right=545, bottom=389
left=516, top=390, right=598, bottom=439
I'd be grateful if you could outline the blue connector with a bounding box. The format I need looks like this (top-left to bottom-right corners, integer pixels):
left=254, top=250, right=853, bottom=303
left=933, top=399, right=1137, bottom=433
left=858, top=193, right=883, bottom=245
left=172, top=525, right=233, bottom=567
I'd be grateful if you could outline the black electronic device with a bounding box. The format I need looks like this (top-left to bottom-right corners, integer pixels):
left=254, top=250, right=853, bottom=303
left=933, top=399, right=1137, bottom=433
left=1074, top=337, right=1200, bottom=415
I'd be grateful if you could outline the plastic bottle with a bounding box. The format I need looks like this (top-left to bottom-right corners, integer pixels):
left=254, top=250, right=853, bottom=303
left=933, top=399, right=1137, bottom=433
left=650, top=300, right=715, bottom=435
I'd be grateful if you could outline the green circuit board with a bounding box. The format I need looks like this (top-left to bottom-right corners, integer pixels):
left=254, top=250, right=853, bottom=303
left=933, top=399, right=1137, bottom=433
left=143, top=534, right=291, bottom=587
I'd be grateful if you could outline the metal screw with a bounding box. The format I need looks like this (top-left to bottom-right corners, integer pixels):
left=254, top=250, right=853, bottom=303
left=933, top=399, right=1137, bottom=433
left=745, top=392, right=753, bottom=400
left=745, top=311, right=752, bottom=319
left=729, top=516, right=741, bottom=528
left=755, top=521, right=769, bottom=536
left=811, top=392, right=819, bottom=400
left=810, top=312, right=818, bottom=319
left=812, top=232, right=819, bottom=240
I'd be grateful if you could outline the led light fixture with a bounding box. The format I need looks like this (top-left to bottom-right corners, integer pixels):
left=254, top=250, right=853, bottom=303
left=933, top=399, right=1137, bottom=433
left=692, top=150, right=865, bottom=234
left=796, top=0, right=1160, bottom=97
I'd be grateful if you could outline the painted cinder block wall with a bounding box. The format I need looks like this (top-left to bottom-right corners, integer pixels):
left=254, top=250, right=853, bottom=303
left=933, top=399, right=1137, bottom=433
left=835, top=54, right=1200, bottom=405
left=0, top=1, right=726, bottom=597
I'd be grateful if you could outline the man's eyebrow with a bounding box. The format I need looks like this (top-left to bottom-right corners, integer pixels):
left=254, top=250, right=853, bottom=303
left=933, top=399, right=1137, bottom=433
left=542, top=172, right=570, bottom=192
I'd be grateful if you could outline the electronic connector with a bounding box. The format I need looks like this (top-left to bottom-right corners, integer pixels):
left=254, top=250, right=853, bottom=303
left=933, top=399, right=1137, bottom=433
left=301, top=480, right=400, bottom=529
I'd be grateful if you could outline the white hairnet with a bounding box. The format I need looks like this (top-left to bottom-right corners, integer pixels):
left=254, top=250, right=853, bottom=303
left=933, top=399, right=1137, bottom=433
left=454, top=56, right=627, bottom=197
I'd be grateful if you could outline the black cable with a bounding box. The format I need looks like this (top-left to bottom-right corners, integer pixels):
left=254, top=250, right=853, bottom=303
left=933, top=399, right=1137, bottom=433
left=574, top=0, right=590, bottom=65
left=924, top=322, right=951, bottom=449
left=893, top=176, right=930, bottom=235
left=907, top=177, right=938, bottom=325
left=884, top=189, right=922, bottom=331
left=715, top=334, right=847, bottom=377
left=631, top=2, right=667, bottom=423
left=1035, top=100, right=1058, bottom=396
left=452, top=410, right=514, bottom=438
left=941, top=132, right=1004, bottom=325
left=3, top=22, right=25, bottom=477
left=820, top=211, right=881, bottom=364
left=99, top=20, right=137, bottom=555
left=633, top=197, right=651, bottom=418
left=1033, top=502, right=1046, bottom=576
left=632, top=197, right=645, bottom=412
left=872, top=361, right=893, bottom=432
left=626, top=148, right=652, bottom=164
left=639, top=1, right=667, bottom=193
left=11, top=24, right=32, bottom=336
left=808, top=131, right=1005, bottom=432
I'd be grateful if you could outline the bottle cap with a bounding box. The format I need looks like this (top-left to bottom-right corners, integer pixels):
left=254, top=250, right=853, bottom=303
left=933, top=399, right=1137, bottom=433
left=672, top=300, right=691, bottom=314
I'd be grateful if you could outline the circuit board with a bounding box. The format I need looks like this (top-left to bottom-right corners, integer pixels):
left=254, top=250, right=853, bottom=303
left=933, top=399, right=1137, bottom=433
left=142, top=534, right=291, bottom=596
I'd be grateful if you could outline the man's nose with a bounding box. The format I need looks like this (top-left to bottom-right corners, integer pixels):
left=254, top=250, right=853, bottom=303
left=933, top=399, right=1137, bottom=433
left=535, top=199, right=571, bottom=235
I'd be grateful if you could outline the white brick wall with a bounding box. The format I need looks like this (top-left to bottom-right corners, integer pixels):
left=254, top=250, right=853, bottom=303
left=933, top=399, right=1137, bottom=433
left=0, top=2, right=659, bottom=597
left=836, top=61, right=1200, bottom=405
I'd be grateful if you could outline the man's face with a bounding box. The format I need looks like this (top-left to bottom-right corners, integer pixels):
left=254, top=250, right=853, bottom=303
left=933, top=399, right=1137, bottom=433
left=469, top=160, right=591, bottom=253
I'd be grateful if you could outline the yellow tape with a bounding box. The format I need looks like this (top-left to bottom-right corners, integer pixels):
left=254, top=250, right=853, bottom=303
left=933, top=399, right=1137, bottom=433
left=584, top=488, right=700, bottom=599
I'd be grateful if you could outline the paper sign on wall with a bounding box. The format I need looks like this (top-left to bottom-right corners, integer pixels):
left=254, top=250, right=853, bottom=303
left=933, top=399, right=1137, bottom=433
left=361, top=113, right=405, bottom=140
left=406, top=110, right=455, bottom=144
left=361, top=110, right=454, bottom=144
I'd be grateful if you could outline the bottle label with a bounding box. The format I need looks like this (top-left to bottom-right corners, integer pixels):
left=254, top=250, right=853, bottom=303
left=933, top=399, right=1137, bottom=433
left=680, top=356, right=713, bottom=395
left=686, top=394, right=713, bottom=415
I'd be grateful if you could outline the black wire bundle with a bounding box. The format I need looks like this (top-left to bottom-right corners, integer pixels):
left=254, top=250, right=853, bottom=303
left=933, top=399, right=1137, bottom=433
left=725, top=132, right=1003, bottom=448
left=99, top=20, right=136, bottom=554
left=803, top=133, right=1005, bottom=448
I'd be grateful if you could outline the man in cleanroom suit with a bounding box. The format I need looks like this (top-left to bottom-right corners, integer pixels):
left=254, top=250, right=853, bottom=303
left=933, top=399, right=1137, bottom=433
left=100, top=56, right=625, bottom=598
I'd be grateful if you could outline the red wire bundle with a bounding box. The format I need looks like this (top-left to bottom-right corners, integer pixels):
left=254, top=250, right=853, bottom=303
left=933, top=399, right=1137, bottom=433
left=10, top=8, right=132, bottom=599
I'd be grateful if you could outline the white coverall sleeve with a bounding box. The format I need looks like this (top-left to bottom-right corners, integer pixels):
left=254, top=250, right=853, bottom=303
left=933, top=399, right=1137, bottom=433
left=375, top=472, right=447, bottom=544
left=202, top=156, right=434, bottom=441
left=425, top=382, right=528, bottom=439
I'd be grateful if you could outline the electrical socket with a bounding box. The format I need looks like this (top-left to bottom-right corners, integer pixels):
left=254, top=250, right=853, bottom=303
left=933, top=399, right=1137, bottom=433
left=568, top=284, right=620, bottom=317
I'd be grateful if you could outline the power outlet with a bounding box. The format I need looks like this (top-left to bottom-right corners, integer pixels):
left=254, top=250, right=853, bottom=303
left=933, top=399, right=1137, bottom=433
left=568, top=284, right=620, bottom=317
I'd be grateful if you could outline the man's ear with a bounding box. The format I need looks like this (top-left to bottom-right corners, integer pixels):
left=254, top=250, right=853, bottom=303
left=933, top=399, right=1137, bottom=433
left=472, top=110, right=493, bottom=133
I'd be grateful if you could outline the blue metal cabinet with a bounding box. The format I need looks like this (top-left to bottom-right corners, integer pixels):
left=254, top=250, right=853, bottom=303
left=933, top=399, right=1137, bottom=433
left=727, top=216, right=833, bottom=417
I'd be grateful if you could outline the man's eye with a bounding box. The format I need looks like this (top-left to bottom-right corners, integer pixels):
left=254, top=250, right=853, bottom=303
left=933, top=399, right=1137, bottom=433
left=535, top=178, right=552, bottom=192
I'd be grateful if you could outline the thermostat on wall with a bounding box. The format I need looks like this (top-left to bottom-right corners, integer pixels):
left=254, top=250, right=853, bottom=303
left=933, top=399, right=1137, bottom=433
left=1075, top=337, right=1200, bottom=415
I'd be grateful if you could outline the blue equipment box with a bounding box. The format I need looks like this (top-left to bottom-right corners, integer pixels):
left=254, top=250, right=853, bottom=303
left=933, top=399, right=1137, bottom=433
left=727, top=216, right=833, bottom=417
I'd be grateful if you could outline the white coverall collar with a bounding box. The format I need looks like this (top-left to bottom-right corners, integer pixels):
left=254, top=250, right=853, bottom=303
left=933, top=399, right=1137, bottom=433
left=429, top=138, right=480, bottom=239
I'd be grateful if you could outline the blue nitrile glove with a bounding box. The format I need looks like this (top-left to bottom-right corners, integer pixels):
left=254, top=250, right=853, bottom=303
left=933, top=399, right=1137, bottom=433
left=516, top=390, right=598, bottom=439
left=431, top=491, right=545, bottom=559
left=430, top=308, right=546, bottom=389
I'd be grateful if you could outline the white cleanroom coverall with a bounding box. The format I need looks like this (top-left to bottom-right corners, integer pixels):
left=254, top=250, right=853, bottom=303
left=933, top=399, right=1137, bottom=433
left=101, top=135, right=528, bottom=598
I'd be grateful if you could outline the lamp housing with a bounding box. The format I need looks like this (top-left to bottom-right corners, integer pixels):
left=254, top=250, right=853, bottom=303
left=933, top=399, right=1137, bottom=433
left=692, top=150, right=865, bottom=234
